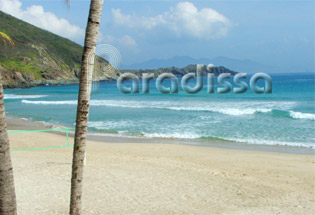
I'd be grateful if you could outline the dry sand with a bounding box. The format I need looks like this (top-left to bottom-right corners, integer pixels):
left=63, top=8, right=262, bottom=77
left=7, top=128, right=315, bottom=215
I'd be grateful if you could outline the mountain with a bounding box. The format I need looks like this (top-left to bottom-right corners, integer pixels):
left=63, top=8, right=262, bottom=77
left=0, top=11, right=118, bottom=88
left=124, top=56, right=285, bottom=74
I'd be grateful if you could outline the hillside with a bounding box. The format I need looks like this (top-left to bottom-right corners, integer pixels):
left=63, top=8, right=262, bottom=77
left=0, top=11, right=236, bottom=89
left=0, top=11, right=117, bottom=88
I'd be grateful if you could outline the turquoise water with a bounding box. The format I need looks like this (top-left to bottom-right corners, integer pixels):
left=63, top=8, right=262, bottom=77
left=4, top=73, right=315, bottom=148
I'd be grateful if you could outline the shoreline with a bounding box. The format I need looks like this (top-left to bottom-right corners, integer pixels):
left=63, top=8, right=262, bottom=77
left=6, top=116, right=315, bottom=155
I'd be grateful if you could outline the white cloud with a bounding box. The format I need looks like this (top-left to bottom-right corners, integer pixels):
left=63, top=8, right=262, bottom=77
left=112, top=1, right=231, bottom=40
left=118, top=35, right=137, bottom=48
left=0, top=0, right=84, bottom=43
left=101, top=34, right=137, bottom=50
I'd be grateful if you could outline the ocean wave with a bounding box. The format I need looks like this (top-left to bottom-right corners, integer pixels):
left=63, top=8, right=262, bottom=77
left=207, top=108, right=272, bottom=116
left=22, top=100, right=77, bottom=105
left=86, top=120, right=315, bottom=149
left=142, top=132, right=201, bottom=139
left=143, top=133, right=315, bottom=148
left=23, top=98, right=315, bottom=120
left=87, top=128, right=315, bottom=149
left=88, top=132, right=139, bottom=139
left=88, top=121, right=131, bottom=129
left=219, top=137, right=315, bottom=149
left=22, top=99, right=295, bottom=116
left=289, top=111, right=315, bottom=121
left=5, top=94, right=47, bottom=99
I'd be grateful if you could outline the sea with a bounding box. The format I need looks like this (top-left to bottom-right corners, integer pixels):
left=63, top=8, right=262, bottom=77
left=3, top=73, right=315, bottom=149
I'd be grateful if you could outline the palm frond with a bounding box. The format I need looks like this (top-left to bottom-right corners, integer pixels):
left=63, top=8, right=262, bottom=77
left=0, top=32, right=15, bottom=47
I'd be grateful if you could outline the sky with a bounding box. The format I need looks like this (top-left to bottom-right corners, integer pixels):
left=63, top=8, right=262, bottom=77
left=0, top=0, right=314, bottom=72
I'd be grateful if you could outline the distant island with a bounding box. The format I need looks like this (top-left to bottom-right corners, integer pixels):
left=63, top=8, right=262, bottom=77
left=0, top=11, right=235, bottom=89
left=120, top=64, right=236, bottom=78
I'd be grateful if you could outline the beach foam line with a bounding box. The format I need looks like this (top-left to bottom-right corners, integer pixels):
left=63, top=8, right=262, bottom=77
left=85, top=128, right=315, bottom=149
left=145, top=133, right=315, bottom=149
left=142, top=132, right=201, bottom=139
left=5, top=94, right=47, bottom=99
left=86, top=121, right=315, bottom=149
left=219, top=137, right=315, bottom=149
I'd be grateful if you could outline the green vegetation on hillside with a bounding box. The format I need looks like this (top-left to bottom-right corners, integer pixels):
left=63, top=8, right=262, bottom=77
left=0, top=11, right=83, bottom=87
left=0, top=11, right=117, bottom=88
left=0, top=11, right=82, bottom=68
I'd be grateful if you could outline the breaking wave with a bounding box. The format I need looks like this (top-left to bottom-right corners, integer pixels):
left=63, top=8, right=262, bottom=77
left=21, top=99, right=298, bottom=116
left=5, top=94, right=47, bottom=99
left=289, top=111, right=315, bottom=121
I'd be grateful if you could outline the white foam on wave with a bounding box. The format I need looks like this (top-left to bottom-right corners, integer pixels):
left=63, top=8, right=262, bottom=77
left=222, top=137, right=315, bottom=149
left=89, top=127, right=315, bottom=148
left=166, top=106, right=272, bottom=115
left=85, top=128, right=315, bottom=148
left=88, top=131, right=139, bottom=139
left=22, top=100, right=77, bottom=105
left=21, top=99, right=295, bottom=116
left=5, top=94, right=47, bottom=99
left=142, top=132, right=201, bottom=139
left=88, top=120, right=131, bottom=129
left=289, top=111, right=315, bottom=121
left=214, top=108, right=272, bottom=116
left=87, top=120, right=315, bottom=149
left=141, top=132, right=315, bottom=149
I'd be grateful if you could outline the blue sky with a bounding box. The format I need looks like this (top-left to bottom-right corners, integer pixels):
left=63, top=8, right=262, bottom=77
left=0, top=0, right=314, bottom=72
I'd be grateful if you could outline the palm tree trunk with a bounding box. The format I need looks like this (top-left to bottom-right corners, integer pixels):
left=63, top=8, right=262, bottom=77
left=70, top=0, right=104, bottom=214
left=0, top=72, right=17, bottom=215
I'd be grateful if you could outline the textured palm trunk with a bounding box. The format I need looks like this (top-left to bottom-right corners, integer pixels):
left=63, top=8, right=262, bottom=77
left=70, top=0, right=104, bottom=214
left=0, top=72, right=17, bottom=215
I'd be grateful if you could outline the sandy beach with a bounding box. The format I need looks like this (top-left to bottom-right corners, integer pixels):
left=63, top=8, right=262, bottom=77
left=6, top=118, right=315, bottom=215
